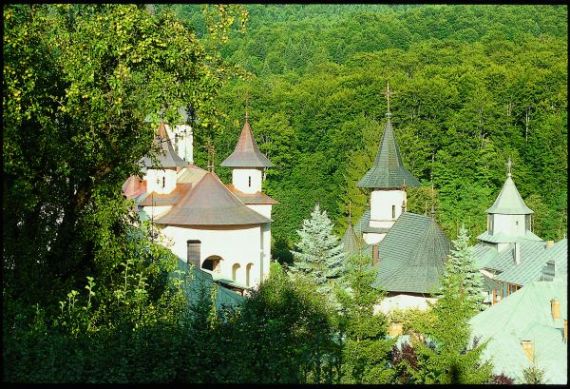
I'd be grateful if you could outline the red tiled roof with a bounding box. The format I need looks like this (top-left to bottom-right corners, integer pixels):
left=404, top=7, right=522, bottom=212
left=226, top=184, right=278, bottom=205
left=138, top=183, right=192, bottom=206
left=220, top=119, right=273, bottom=168
left=122, top=175, right=147, bottom=199
left=156, top=172, right=270, bottom=226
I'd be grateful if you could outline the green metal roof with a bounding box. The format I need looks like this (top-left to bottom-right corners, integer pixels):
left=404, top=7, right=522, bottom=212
left=342, top=223, right=365, bottom=255
left=494, top=238, right=567, bottom=286
left=477, top=230, right=542, bottom=244
left=357, top=113, right=420, bottom=189
left=469, top=278, right=567, bottom=384
left=486, top=174, right=533, bottom=215
left=172, top=259, right=244, bottom=309
left=372, top=212, right=450, bottom=294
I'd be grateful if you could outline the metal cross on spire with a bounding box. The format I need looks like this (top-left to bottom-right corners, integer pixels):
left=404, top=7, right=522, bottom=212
left=383, top=81, right=394, bottom=116
left=245, top=89, right=250, bottom=121
left=507, top=157, right=512, bottom=177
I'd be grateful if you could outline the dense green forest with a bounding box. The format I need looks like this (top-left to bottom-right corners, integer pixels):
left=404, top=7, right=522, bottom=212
left=168, top=4, right=568, bottom=257
left=3, top=4, right=566, bottom=384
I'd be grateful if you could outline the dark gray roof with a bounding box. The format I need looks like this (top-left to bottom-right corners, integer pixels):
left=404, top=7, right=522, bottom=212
left=156, top=172, right=270, bottom=226
left=221, top=119, right=273, bottom=168
left=139, top=123, right=187, bottom=170
left=358, top=114, right=420, bottom=189
left=372, top=212, right=450, bottom=294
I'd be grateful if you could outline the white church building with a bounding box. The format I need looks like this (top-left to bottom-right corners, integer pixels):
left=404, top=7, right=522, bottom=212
left=123, top=115, right=277, bottom=292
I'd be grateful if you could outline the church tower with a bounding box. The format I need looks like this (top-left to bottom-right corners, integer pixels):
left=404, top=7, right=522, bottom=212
left=477, top=158, right=540, bottom=252
left=221, top=112, right=273, bottom=194
left=357, top=83, right=420, bottom=245
left=139, top=122, right=187, bottom=195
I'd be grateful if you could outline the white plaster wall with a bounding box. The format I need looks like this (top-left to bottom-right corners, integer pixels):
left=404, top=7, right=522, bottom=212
left=165, top=124, right=193, bottom=163
left=144, top=169, right=177, bottom=194
left=492, top=213, right=527, bottom=238
left=247, top=204, right=272, bottom=219
left=161, top=224, right=266, bottom=288
left=370, top=190, right=406, bottom=225
left=261, top=223, right=271, bottom=283
left=374, top=294, right=438, bottom=315
left=233, top=168, right=262, bottom=194
left=363, top=232, right=386, bottom=245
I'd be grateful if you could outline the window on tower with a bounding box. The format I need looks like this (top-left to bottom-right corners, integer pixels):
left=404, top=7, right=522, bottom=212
left=392, top=205, right=396, bottom=219
left=248, top=176, right=252, bottom=187
left=162, top=176, right=165, bottom=188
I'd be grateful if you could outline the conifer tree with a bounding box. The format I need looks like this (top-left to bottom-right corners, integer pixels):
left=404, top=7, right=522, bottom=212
left=442, top=225, right=485, bottom=312
left=289, top=203, right=345, bottom=299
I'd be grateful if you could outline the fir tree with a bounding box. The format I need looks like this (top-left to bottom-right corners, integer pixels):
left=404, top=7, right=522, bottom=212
left=290, top=203, right=345, bottom=300
left=442, top=225, right=486, bottom=312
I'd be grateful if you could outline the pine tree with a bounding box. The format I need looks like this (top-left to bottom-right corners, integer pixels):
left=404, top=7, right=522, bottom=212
left=290, top=203, right=346, bottom=300
left=442, top=225, right=486, bottom=312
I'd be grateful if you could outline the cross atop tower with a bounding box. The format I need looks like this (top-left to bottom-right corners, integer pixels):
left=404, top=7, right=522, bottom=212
left=245, top=90, right=250, bottom=121
left=383, top=82, right=394, bottom=117
left=507, top=157, right=512, bottom=178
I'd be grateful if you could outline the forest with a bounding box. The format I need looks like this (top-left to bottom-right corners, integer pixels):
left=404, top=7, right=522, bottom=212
left=3, top=4, right=567, bottom=384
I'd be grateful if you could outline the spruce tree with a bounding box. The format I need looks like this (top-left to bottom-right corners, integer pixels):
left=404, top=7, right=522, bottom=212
left=442, top=225, right=486, bottom=312
left=289, top=203, right=345, bottom=300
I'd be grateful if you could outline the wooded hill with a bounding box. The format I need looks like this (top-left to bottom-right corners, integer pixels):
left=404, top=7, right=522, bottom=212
left=167, top=4, right=567, bottom=261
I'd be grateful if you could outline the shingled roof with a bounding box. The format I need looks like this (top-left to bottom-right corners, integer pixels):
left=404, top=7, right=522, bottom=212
left=155, top=172, right=270, bottom=226
left=487, top=173, right=533, bottom=215
left=358, top=113, right=420, bottom=189
left=139, top=123, right=187, bottom=170
left=469, top=277, right=567, bottom=384
left=221, top=118, right=273, bottom=168
left=226, top=184, right=279, bottom=205
left=342, top=222, right=365, bottom=256
left=372, top=212, right=450, bottom=294
left=138, top=183, right=192, bottom=207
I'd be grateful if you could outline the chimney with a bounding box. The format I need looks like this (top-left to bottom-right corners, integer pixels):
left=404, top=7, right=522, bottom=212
left=546, top=240, right=554, bottom=249
left=551, top=298, right=560, bottom=320
left=388, top=322, right=403, bottom=337
left=372, top=244, right=379, bottom=265
left=564, top=320, right=567, bottom=343
left=521, top=340, right=534, bottom=362
left=513, top=242, right=521, bottom=265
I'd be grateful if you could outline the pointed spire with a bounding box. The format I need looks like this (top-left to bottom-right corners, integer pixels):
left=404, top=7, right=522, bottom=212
left=221, top=113, right=273, bottom=168
left=430, top=203, right=436, bottom=219
left=139, top=122, right=186, bottom=170
left=383, top=81, right=394, bottom=118
left=358, top=83, right=419, bottom=189
left=486, top=159, right=533, bottom=215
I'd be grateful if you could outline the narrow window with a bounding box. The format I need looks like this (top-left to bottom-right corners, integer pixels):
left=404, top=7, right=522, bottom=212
left=392, top=205, right=396, bottom=219
left=186, top=240, right=201, bottom=268
left=248, top=176, right=252, bottom=188
left=232, top=263, right=241, bottom=282
left=162, top=176, right=166, bottom=188
left=246, top=263, right=253, bottom=287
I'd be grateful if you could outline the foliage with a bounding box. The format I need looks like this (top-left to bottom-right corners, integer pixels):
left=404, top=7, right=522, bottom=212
left=441, top=225, right=486, bottom=312
left=336, top=254, right=395, bottom=383
left=289, top=203, right=346, bottom=304
left=392, top=273, right=493, bottom=384
left=523, top=364, right=545, bottom=384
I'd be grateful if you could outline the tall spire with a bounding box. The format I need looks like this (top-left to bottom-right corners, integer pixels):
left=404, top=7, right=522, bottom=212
left=486, top=159, right=533, bottom=215
left=357, top=83, right=419, bottom=189
left=220, top=114, right=273, bottom=168
left=383, top=81, right=394, bottom=117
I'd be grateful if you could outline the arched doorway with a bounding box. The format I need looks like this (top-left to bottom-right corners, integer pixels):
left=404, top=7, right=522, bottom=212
left=202, top=255, right=223, bottom=273
left=246, top=263, right=254, bottom=287
left=232, top=263, right=241, bottom=283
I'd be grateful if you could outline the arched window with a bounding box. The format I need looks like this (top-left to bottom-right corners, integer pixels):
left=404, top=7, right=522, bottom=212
left=246, top=263, right=254, bottom=287
left=232, top=263, right=241, bottom=282
left=202, top=255, right=223, bottom=273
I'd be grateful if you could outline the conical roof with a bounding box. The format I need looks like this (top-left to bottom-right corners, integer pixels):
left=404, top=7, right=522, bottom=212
left=156, top=172, right=270, bottom=226
left=139, top=123, right=187, bottom=170
left=221, top=119, right=273, bottom=168
left=342, top=223, right=364, bottom=255
left=487, top=173, right=533, bottom=215
left=358, top=113, right=419, bottom=189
